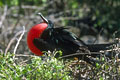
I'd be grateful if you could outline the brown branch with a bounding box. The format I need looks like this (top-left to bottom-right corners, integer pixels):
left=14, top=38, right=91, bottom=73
left=15, top=54, right=35, bottom=57
left=60, top=52, right=102, bottom=58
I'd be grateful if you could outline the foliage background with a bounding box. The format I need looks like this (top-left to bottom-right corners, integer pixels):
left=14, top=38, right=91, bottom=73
left=0, top=0, right=120, bottom=79
left=0, top=0, right=120, bottom=54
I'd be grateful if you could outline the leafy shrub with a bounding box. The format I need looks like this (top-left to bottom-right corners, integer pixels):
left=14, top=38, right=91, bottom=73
left=0, top=52, right=73, bottom=80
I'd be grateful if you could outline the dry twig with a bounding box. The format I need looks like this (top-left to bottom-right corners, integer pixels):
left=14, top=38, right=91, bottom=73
left=5, top=31, right=23, bottom=55
left=13, top=26, right=25, bottom=59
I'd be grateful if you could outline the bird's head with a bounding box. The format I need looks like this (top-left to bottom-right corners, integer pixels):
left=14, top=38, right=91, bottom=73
left=37, top=13, right=54, bottom=28
left=27, top=13, right=53, bottom=56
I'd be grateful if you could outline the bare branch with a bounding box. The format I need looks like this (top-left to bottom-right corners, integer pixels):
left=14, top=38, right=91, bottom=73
left=5, top=31, right=23, bottom=55
left=13, top=26, right=25, bottom=59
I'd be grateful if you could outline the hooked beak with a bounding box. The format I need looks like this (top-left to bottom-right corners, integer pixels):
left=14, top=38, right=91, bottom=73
left=37, top=13, right=48, bottom=24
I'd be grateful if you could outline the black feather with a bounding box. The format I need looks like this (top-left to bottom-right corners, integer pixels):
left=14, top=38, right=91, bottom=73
left=33, top=20, right=116, bottom=65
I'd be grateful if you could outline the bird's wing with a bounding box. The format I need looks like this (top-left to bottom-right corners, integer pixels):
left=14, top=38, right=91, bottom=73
left=50, top=27, right=89, bottom=54
left=53, top=27, right=83, bottom=46
left=33, top=38, right=55, bottom=52
left=53, top=27, right=117, bottom=52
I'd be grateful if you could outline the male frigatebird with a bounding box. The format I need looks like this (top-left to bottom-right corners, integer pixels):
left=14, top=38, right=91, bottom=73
left=27, top=13, right=116, bottom=63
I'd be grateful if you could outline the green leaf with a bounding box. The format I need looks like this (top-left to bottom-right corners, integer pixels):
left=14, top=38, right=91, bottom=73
left=11, top=0, right=18, bottom=6
left=100, top=77, right=103, bottom=80
left=0, top=1, right=3, bottom=6
left=42, top=0, right=47, bottom=3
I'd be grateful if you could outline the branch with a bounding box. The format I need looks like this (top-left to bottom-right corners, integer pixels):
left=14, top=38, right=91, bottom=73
left=13, top=26, right=25, bottom=59
left=5, top=31, right=23, bottom=55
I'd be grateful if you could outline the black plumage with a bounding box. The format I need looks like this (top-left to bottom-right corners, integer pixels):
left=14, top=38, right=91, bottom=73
left=33, top=20, right=115, bottom=57
left=33, top=13, right=116, bottom=65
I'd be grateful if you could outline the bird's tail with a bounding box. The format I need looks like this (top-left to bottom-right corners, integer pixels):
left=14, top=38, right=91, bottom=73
left=60, top=41, right=118, bottom=66
left=86, top=42, right=116, bottom=52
